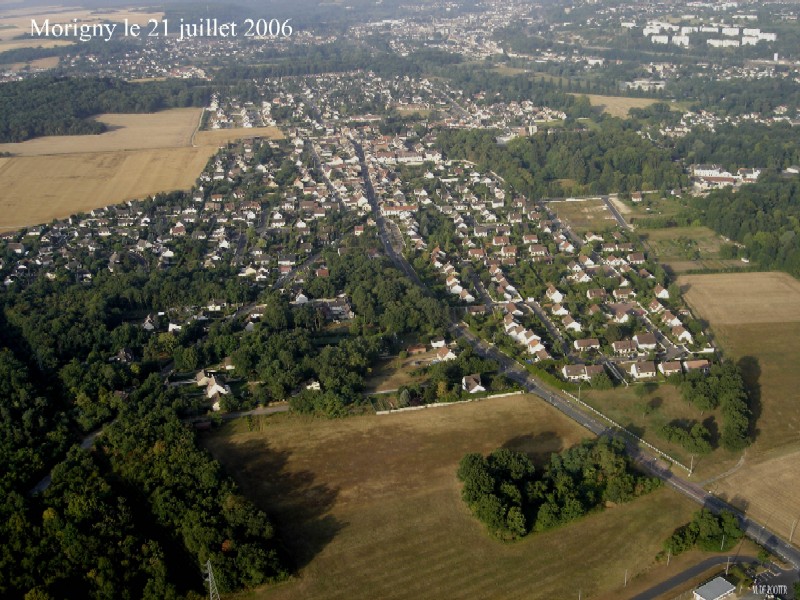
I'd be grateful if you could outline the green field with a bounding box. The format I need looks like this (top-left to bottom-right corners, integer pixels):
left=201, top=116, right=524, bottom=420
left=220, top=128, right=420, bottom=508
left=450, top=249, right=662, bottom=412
left=582, top=384, right=740, bottom=479
left=550, top=199, right=617, bottom=233
left=204, top=395, right=702, bottom=599
left=617, top=196, right=683, bottom=223
left=637, top=226, right=746, bottom=273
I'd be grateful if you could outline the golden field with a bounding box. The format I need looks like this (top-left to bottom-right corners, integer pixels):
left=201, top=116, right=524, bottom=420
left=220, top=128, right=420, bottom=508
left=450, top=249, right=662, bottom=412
left=204, top=395, right=702, bottom=600
left=0, top=109, right=284, bottom=231
left=0, top=6, right=164, bottom=51
left=573, top=94, right=670, bottom=118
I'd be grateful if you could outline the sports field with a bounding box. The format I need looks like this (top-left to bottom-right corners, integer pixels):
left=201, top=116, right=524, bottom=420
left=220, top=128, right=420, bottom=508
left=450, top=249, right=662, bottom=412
left=0, top=110, right=283, bottom=231
left=204, top=395, right=700, bottom=599
left=679, top=272, right=800, bottom=546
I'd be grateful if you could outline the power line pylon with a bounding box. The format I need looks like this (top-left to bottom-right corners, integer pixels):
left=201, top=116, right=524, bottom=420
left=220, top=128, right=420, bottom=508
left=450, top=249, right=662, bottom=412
left=205, top=559, right=221, bottom=600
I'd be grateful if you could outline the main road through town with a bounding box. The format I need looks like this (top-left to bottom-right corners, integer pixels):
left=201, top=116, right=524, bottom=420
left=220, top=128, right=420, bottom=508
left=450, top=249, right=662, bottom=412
left=351, top=136, right=800, bottom=570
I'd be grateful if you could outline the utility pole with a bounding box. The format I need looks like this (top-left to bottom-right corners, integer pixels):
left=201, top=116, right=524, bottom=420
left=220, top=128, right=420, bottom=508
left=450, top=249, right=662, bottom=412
left=725, top=556, right=731, bottom=576
left=790, top=518, right=798, bottom=544
left=721, top=534, right=726, bottom=551
left=689, top=454, right=694, bottom=476
left=667, top=549, right=671, bottom=566
left=624, top=569, right=628, bottom=587
left=206, top=560, right=221, bottom=600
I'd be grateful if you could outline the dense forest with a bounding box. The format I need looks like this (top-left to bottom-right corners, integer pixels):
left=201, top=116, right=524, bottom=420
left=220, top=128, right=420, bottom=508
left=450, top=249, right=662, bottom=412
left=696, top=174, right=800, bottom=278
left=669, top=77, right=800, bottom=117
left=457, top=438, right=660, bottom=539
left=0, top=76, right=209, bottom=142
left=436, top=123, right=685, bottom=198
left=674, top=122, right=800, bottom=171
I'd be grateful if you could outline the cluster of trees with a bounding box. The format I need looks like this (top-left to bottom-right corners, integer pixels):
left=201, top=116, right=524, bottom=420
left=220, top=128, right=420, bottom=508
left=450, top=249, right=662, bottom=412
left=229, top=236, right=451, bottom=416
left=0, top=76, right=209, bottom=142
left=675, top=363, right=751, bottom=451
left=436, top=123, right=684, bottom=199
left=457, top=438, right=660, bottom=539
left=443, top=67, right=597, bottom=118
left=658, top=421, right=712, bottom=454
left=215, top=43, right=461, bottom=81
left=696, top=174, right=800, bottom=278
left=398, top=345, right=509, bottom=406
left=663, top=509, right=743, bottom=556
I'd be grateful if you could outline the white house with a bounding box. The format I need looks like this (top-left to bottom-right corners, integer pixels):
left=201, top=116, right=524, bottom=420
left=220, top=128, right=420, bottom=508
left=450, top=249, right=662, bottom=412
left=631, top=362, right=657, bottom=379
left=462, top=373, right=485, bottom=394
left=435, top=347, right=457, bottom=362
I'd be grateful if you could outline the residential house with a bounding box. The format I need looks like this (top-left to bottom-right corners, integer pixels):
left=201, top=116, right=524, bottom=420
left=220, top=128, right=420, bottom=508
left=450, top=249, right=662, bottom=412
left=631, top=362, right=658, bottom=379
left=633, top=333, right=658, bottom=351
left=462, top=373, right=485, bottom=394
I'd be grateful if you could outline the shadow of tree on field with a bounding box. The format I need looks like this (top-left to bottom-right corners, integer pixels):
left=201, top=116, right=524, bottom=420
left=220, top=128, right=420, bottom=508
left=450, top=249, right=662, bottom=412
left=737, top=356, right=762, bottom=442
left=703, top=415, right=720, bottom=448
left=212, top=438, right=344, bottom=571
left=502, top=431, right=565, bottom=463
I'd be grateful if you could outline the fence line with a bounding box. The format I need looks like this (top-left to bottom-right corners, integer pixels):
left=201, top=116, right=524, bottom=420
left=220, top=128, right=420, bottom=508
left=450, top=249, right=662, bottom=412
left=375, top=391, right=520, bottom=416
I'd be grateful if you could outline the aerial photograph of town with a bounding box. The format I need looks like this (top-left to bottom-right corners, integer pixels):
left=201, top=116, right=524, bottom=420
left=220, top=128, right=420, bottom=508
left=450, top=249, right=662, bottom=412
left=1, top=0, right=800, bottom=598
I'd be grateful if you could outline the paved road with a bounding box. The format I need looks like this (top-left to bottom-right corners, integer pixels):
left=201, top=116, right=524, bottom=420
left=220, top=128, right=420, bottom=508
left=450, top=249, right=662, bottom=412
left=30, top=427, right=104, bottom=495
left=523, top=298, right=571, bottom=356
left=601, top=194, right=631, bottom=230
left=628, top=555, right=757, bottom=600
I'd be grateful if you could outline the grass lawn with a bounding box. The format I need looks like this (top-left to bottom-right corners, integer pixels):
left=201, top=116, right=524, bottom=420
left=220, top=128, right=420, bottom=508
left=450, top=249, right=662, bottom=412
left=204, top=395, right=703, bottom=599
left=570, top=94, right=674, bottom=119
left=363, top=351, right=436, bottom=393
left=637, top=226, right=747, bottom=274
left=550, top=198, right=617, bottom=233
left=615, top=196, right=683, bottom=223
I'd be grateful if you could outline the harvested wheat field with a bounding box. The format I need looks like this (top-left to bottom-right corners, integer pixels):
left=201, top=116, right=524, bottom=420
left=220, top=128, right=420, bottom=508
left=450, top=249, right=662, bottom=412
left=680, top=272, right=800, bottom=546
left=0, top=149, right=212, bottom=230
left=572, top=94, right=669, bottom=118
left=0, top=110, right=284, bottom=231
left=205, top=395, right=700, bottom=600
left=0, top=109, right=203, bottom=156
left=680, top=272, right=800, bottom=325
left=0, top=56, right=60, bottom=72
left=0, top=6, right=164, bottom=43
left=194, top=126, right=284, bottom=146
